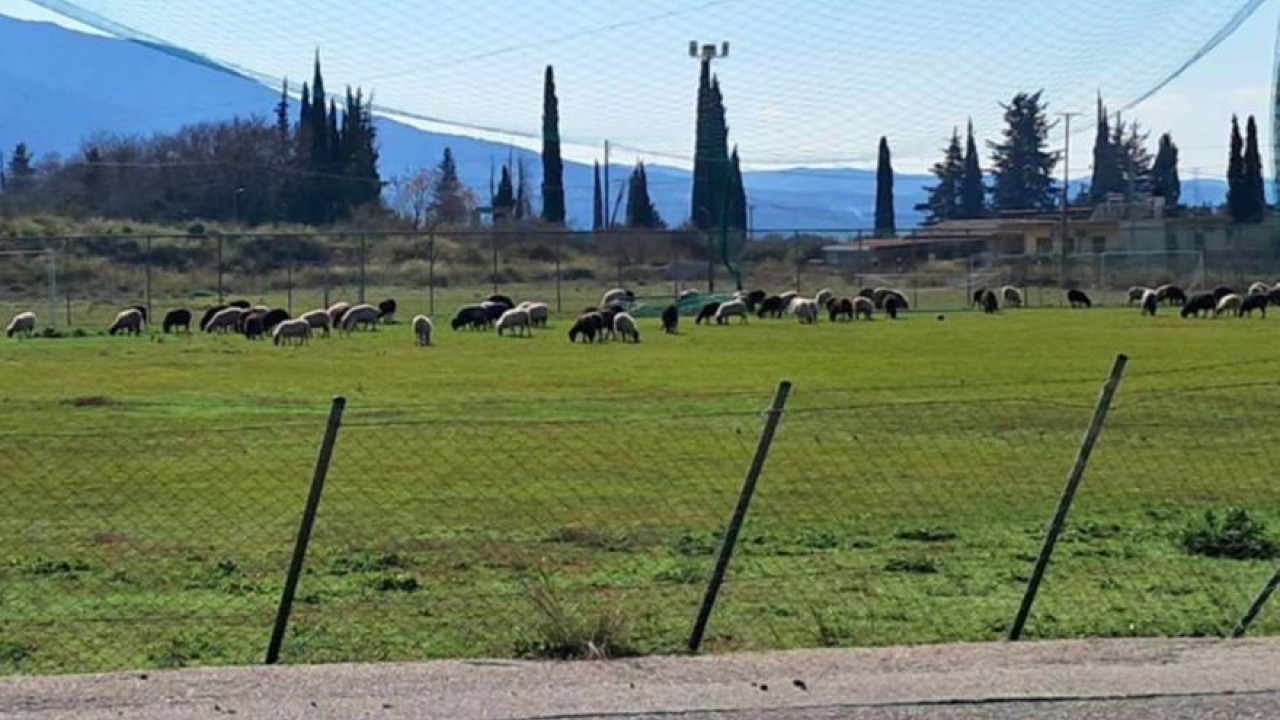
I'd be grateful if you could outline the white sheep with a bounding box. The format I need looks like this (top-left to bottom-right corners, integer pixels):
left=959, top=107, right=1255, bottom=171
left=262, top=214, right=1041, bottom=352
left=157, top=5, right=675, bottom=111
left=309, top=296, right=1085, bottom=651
left=327, top=302, right=352, bottom=325
left=411, top=315, right=433, bottom=346
left=299, top=309, right=332, bottom=337
left=108, top=308, right=145, bottom=336
left=1248, top=282, right=1270, bottom=296
left=714, top=299, right=749, bottom=324
left=1216, top=293, right=1243, bottom=317
left=853, top=296, right=874, bottom=320
left=1001, top=286, right=1024, bottom=308
left=204, top=306, right=245, bottom=333
left=272, top=318, right=312, bottom=346
left=792, top=299, right=818, bottom=324
left=6, top=311, right=35, bottom=339
left=495, top=308, right=532, bottom=336
left=814, top=288, right=833, bottom=309
left=341, top=304, right=381, bottom=334
left=613, top=312, right=640, bottom=343
left=601, top=288, right=630, bottom=307
left=519, top=302, right=550, bottom=327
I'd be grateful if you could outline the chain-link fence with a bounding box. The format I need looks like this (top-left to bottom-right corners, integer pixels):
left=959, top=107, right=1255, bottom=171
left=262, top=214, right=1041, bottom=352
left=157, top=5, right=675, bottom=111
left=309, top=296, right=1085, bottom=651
left=2, top=359, right=1277, bottom=675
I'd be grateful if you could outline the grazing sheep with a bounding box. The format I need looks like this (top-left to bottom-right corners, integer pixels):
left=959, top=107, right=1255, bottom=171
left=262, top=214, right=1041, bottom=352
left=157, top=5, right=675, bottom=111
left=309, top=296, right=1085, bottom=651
left=1127, top=286, right=1149, bottom=305
left=980, top=289, right=999, bottom=314
left=162, top=309, right=192, bottom=334
left=451, top=304, right=489, bottom=331
left=261, top=309, right=290, bottom=331
left=872, top=288, right=909, bottom=310
left=792, top=299, right=818, bottom=324
left=495, top=308, right=532, bottom=337
left=327, top=302, right=352, bottom=326
left=199, top=305, right=227, bottom=331
left=814, top=288, right=833, bottom=310
left=756, top=295, right=786, bottom=319
left=884, top=296, right=904, bottom=319
left=481, top=301, right=508, bottom=325
left=569, top=312, right=604, bottom=343
left=272, top=318, right=312, bottom=346
left=742, top=289, right=767, bottom=311
left=858, top=287, right=876, bottom=300
left=597, top=306, right=621, bottom=341
left=778, top=291, right=799, bottom=306
left=1212, top=286, right=1236, bottom=303
left=341, top=304, right=381, bottom=333
left=661, top=305, right=679, bottom=334
left=299, top=309, right=332, bottom=337
left=108, top=308, right=144, bottom=336
left=827, top=298, right=854, bottom=322
left=853, top=296, right=875, bottom=320
left=228, top=300, right=252, bottom=310
left=204, top=307, right=245, bottom=333
left=129, top=305, right=149, bottom=324
left=971, top=288, right=986, bottom=308
left=1067, top=289, right=1092, bottom=309
left=1141, top=289, right=1159, bottom=316
left=613, top=312, right=641, bottom=343
left=521, top=302, right=550, bottom=327
left=6, top=311, right=35, bottom=338
left=715, top=299, right=749, bottom=324
left=600, top=288, right=632, bottom=307
left=1240, top=294, right=1268, bottom=318
left=242, top=312, right=266, bottom=341
left=1180, top=292, right=1216, bottom=318
left=1248, top=282, right=1270, bottom=297
left=1001, top=286, right=1024, bottom=308
left=378, top=298, right=398, bottom=320
left=486, top=294, right=515, bottom=310
left=1215, top=293, right=1243, bottom=318
left=695, top=301, right=722, bottom=325
left=1156, top=284, right=1186, bottom=306
left=412, top=315, right=433, bottom=346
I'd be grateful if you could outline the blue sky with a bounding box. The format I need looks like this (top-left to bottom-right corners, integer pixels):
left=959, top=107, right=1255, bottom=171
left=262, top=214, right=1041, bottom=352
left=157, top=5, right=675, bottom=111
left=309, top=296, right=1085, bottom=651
left=1, top=0, right=1276, bottom=181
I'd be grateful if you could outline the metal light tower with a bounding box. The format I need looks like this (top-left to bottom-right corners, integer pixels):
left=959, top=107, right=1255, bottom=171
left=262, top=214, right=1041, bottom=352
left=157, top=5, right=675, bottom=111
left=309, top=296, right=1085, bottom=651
left=1272, top=13, right=1280, bottom=205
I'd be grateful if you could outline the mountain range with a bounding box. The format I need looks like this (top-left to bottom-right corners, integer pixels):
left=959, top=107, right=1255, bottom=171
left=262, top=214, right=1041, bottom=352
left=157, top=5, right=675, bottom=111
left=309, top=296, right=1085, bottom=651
left=0, top=15, right=1232, bottom=231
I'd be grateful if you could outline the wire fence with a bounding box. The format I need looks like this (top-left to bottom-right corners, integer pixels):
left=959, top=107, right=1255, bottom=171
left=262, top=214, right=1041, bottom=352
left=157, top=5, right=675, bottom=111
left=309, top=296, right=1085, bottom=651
left=1, top=361, right=1278, bottom=674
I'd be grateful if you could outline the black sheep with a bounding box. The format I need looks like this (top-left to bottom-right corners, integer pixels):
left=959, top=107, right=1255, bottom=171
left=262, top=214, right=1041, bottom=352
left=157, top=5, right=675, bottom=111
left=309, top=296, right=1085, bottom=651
left=1067, top=289, right=1092, bottom=309
left=262, top=309, right=290, bottom=331
left=568, top=312, right=603, bottom=343
left=858, top=287, right=875, bottom=300
left=199, top=305, right=228, bottom=331
left=742, top=290, right=767, bottom=312
left=1141, top=292, right=1158, bottom=317
left=162, top=309, right=191, bottom=334
left=1157, top=285, right=1187, bottom=306
left=756, top=295, right=785, bottom=319
left=129, top=305, right=149, bottom=323
left=228, top=300, right=252, bottom=310
left=827, top=297, right=854, bottom=322
left=661, top=305, right=679, bottom=334
left=1180, top=292, right=1215, bottom=318
left=971, top=288, right=986, bottom=308
left=377, top=298, right=397, bottom=320
left=1240, top=293, right=1268, bottom=318
left=884, top=296, right=902, bottom=319
left=242, top=312, right=266, bottom=340
left=486, top=294, right=515, bottom=310
left=597, top=307, right=620, bottom=340
left=481, top=302, right=506, bottom=325
left=980, top=290, right=999, bottom=314
left=450, top=304, right=489, bottom=331
left=695, top=302, right=721, bottom=325
left=1212, top=286, right=1235, bottom=303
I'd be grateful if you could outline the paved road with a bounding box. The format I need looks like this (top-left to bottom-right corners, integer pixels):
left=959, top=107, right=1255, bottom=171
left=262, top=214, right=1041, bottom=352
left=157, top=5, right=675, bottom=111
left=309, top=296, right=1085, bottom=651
left=2, top=638, right=1277, bottom=719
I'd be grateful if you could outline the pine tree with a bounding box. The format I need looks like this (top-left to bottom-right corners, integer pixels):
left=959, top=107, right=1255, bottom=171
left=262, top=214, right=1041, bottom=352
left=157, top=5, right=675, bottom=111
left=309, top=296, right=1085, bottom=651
left=431, top=147, right=469, bottom=225
left=626, top=162, right=663, bottom=229
left=1150, top=133, right=1181, bottom=208
left=341, top=87, right=380, bottom=211
left=540, top=65, right=565, bottom=225
left=959, top=120, right=986, bottom=218
left=493, top=165, right=515, bottom=222
left=1227, top=115, right=1246, bottom=223
left=989, top=91, right=1058, bottom=212
left=917, top=128, right=964, bottom=223
left=592, top=161, right=604, bottom=231
left=515, top=158, right=532, bottom=220
left=728, top=147, right=747, bottom=232
left=1113, top=117, right=1152, bottom=199
left=691, top=59, right=714, bottom=230
left=6, top=143, right=34, bottom=194
left=874, top=137, right=896, bottom=236
left=1089, top=95, right=1121, bottom=204
left=275, top=79, right=291, bottom=163
left=1244, top=115, right=1266, bottom=223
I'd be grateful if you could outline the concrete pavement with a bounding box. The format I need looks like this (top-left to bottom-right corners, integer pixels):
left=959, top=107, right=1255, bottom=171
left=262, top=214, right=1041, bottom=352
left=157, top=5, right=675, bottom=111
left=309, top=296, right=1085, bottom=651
left=1, top=638, right=1277, bottom=719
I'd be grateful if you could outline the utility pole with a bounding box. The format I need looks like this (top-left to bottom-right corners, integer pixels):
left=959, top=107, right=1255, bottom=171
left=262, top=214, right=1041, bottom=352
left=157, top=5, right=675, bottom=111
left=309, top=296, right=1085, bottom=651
left=1057, top=112, right=1080, bottom=290
left=603, top=140, right=610, bottom=229
left=690, top=40, right=731, bottom=294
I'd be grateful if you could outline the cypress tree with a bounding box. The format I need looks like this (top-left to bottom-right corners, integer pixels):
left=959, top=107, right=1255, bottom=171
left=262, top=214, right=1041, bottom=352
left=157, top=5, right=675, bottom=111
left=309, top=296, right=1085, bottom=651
left=989, top=91, right=1058, bottom=212
left=707, top=77, right=730, bottom=231
left=1089, top=95, right=1121, bottom=204
left=431, top=147, right=468, bottom=225
left=1151, top=133, right=1181, bottom=208
left=592, top=161, right=604, bottom=231
left=1244, top=115, right=1266, bottom=222
left=874, top=137, right=896, bottom=236
left=626, top=162, right=663, bottom=229
left=917, top=128, right=964, bottom=224
left=728, top=147, right=747, bottom=232
left=691, top=59, right=714, bottom=230
left=1227, top=115, right=1245, bottom=222
left=275, top=79, right=291, bottom=163
left=1113, top=117, right=1152, bottom=199
left=540, top=65, right=565, bottom=224
left=326, top=98, right=342, bottom=220
left=959, top=119, right=986, bottom=218
left=515, top=158, right=532, bottom=220
left=493, top=165, right=515, bottom=222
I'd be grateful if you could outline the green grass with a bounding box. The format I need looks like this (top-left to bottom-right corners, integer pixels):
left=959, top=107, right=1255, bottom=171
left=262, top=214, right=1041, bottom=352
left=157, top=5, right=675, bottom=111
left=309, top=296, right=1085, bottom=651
left=1, top=305, right=1279, bottom=674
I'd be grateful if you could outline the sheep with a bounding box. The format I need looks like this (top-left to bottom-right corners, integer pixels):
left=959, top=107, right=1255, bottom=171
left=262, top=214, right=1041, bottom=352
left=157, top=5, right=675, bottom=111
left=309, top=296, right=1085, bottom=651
left=778, top=291, right=799, bottom=306
left=742, top=289, right=767, bottom=311
left=1180, top=292, right=1216, bottom=318
left=6, top=311, right=35, bottom=338
left=412, top=315, right=433, bottom=346
left=486, top=294, right=515, bottom=310
left=971, top=288, right=987, bottom=308
left=1240, top=294, right=1268, bottom=318
left=261, top=309, right=290, bottom=332
left=108, top=308, right=144, bottom=336
left=204, top=307, right=245, bottom=333
left=1067, top=289, right=1092, bottom=309
left=661, top=305, right=679, bottom=334
left=1141, top=289, right=1158, bottom=317
left=327, top=302, right=352, bottom=326
left=1212, top=286, right=1236, bottom=303
left=613, top=312, right=641, bottom=343
left=756, top=295, right=786, bottom=319
left=980, top=289, right=999, bottom=314
left=597, top=306, right=621, bottom=341
left=1127, top=286, right=1149, bottom=305
left=299, top=309, right=332, bottom=337
left=341, top=304, right=381, bottom=333
left=714, top=299, right=749, bottom=324
left=162, top=309, right=192, bottom=334
left=251, top=305, right=270, bottom=315
left=858, top=287, right=876, bottom=300
left=199, top=305, right=227, bottom=331
left=378, top=298, right=398, bottom=321
left=884, top=296, right=904, bottom=319
left=1001, top=285, right=1024, bottom=309
left=792, top=299, right=818, bottom=324
left=600, top=288, right=632, bottom=307
left=1156, top=284, right=1186, bottom=306
left=481, top=301, right=508, bottom=325
left=853, top=296, right=875, bottom=320
left=1268, top=288, right=1280, bottom=307
left=1248, top=282, right=1270, bottom=297
left=495, top=308, right=532, bottom=337
left=1215, top=293, right=1243, bottom=318
left=129, top=305, right=149, bottom=324
left=873, top=288, right=909, bottom=310
left=451, top=304, right=489, bottom=331
left=569, top=312, right=604, bottom=343
left=228, top=300, right=252, bottom=310
left=814, top=288, right=833, bottom=310
left=522, top=302, right=550, bottom=328
left=272, top=318, right=312, bottom=346
left=242, top=312, right=266, bottom=341
left=827, top=298, right=854, bottom=322
left=695, top=301, right=722, bottom=325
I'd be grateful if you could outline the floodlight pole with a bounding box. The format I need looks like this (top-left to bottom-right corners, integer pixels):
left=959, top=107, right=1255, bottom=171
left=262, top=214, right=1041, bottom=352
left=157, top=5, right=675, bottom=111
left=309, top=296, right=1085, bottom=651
left=1057, top=112, right=1079, bottom=291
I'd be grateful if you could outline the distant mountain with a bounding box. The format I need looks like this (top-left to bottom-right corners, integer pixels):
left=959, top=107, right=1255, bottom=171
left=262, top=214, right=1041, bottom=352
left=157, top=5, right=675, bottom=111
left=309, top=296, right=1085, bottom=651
left=0, top=15, right=1233, bottom=231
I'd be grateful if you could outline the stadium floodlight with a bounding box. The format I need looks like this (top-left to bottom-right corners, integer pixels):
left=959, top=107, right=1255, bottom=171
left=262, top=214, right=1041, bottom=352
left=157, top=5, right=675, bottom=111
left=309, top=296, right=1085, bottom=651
left=689, top=41, right=729, bottom=61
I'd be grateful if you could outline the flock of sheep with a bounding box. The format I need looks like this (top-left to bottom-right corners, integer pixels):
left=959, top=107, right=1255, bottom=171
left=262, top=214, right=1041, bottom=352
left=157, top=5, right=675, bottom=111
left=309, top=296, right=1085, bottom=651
left=1121, top=282, right=1279, bottom=319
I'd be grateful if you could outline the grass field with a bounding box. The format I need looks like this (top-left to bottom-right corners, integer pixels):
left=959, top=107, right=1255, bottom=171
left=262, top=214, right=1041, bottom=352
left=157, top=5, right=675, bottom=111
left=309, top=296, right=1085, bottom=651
left=1, top=303, right=1278, bottom=674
